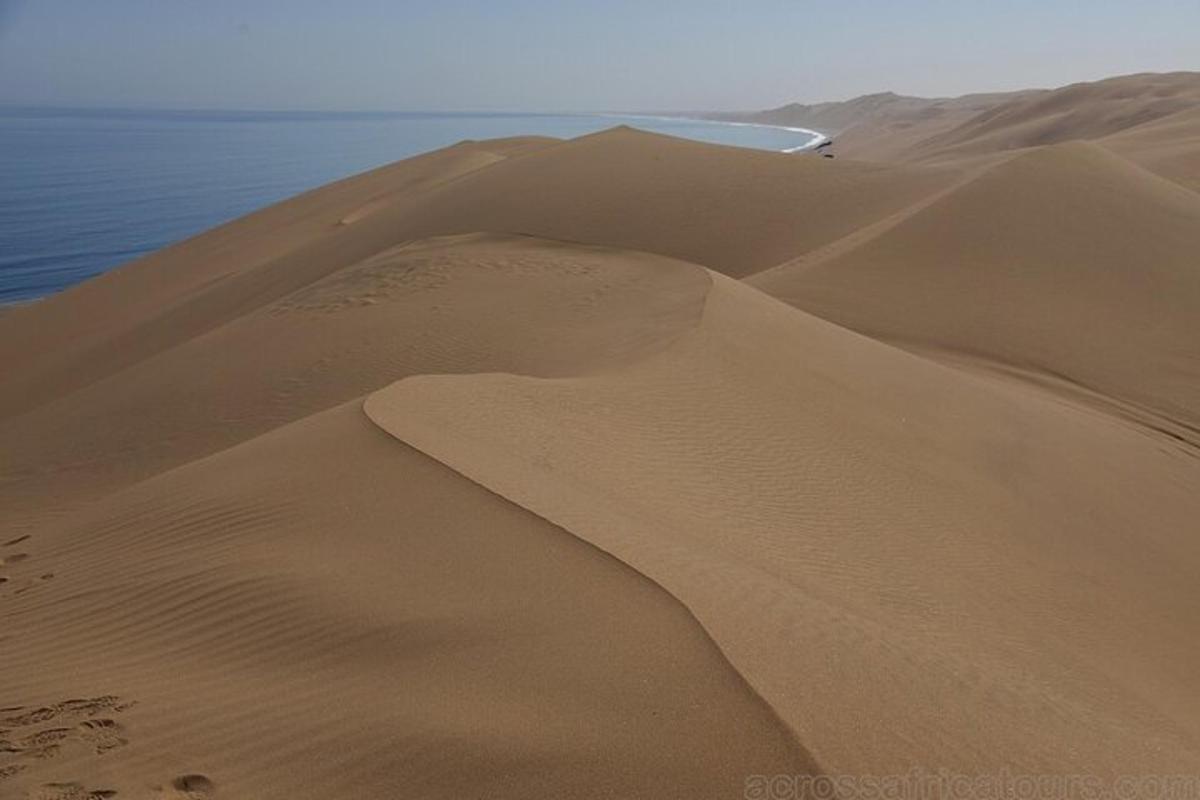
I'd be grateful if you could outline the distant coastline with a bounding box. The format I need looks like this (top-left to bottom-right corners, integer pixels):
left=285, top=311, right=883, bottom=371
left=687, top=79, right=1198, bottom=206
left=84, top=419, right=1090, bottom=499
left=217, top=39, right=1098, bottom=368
left=0, top=109, right=830, bottom=303
left=600, top=111, right=829, bottom=152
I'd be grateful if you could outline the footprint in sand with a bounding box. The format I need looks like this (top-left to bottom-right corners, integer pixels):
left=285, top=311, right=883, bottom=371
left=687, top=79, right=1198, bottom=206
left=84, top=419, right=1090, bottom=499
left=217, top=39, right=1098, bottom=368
left=9, top=574, right=56, bottom=597
left=155, top=774, right=215, bottom=799
left=0, top=537, right=55, bottom=596
left=75, top=719, right=127, bottom=755
left=28, top=781, right=117, bottom=800
left=1, top=548, right=32, bottom=594
left=0, top=697, right=132, bottom=784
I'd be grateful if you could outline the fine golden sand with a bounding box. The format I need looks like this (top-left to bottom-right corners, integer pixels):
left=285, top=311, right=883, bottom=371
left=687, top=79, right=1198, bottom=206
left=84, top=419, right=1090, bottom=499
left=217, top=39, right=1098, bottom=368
left=2, top=72, right=1199, bottom=799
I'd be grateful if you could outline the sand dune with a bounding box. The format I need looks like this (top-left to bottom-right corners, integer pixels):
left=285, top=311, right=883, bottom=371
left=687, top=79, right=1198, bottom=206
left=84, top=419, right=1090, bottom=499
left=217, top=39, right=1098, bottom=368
left=368, top=126, right=958, bottom=276
left=2, top=401, right=811, bottom=799
left=0, top=231, right=816, bottom=798
left=368, top=272, right=1200, bottom=775
left=0, top=232, right=708, bottom=531
left=0, top=129, right=953, bottom=424
left=717, top=89, right=1045, bottom=162
left=753, top=141, right=1200, bottom=437
left=753, top=72, right=1200, bottom=164
left=1101, top=105, right=1200, bottom=191
left=714, top=91, right=959, bottom=139
left=905, top=72, right=1200, bottom=162
left=4, top=89, right=1200, bottom=797
left=0, top=137, right=557, bottom=421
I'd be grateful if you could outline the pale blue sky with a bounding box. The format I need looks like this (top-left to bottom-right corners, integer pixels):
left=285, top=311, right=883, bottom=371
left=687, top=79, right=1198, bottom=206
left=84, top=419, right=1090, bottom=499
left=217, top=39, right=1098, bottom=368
left=0, top=0, right=1196, bottom=111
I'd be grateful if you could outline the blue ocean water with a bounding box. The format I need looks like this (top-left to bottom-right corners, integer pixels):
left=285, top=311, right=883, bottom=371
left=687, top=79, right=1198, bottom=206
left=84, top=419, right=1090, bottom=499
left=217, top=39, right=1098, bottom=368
left=0, top=108, right=821, bottom=303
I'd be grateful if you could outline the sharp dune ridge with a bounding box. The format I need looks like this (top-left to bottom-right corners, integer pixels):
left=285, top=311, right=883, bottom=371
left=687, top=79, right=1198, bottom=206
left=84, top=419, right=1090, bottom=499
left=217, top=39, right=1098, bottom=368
left=3, top=71, right=1200, bottom=798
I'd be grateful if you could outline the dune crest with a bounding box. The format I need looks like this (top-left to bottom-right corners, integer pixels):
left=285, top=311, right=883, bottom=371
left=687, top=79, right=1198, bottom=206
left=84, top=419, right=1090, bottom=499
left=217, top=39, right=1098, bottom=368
left=0, top=234, right=820, bottom=798
left=367, top=272, right=1200, bottom=775
left=0, top=232, right=709, bottom=528
left=0, top=402, right=815, bottom=799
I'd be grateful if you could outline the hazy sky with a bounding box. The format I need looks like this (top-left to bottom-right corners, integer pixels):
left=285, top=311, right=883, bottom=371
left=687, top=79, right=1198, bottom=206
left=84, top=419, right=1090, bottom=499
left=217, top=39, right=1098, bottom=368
left=0, top=0, right=1196, bottom=111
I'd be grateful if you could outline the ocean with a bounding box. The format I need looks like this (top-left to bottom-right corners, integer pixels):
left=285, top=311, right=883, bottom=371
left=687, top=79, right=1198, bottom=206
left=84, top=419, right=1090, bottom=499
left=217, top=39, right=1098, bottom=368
left=0, top=108, right=821, bottom=303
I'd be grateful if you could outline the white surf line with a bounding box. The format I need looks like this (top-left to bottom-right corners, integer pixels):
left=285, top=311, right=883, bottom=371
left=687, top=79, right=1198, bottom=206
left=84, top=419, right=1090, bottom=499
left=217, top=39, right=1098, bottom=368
left=592, top=112, right=829, bottom=153
left=701, top=118, right=830, bottom=153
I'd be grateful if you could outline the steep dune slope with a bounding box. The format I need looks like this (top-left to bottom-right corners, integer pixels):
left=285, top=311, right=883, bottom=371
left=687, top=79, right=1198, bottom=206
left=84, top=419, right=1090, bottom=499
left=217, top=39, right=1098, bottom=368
left=0, top=234, right=708, bottom=527
left=369, top=273, right=1200, bottom=775
left=0, top=231, right=824, bottom=798
left=753, top=141, right=1200, bottom=435
left=0, top=402, right=814, bottom=800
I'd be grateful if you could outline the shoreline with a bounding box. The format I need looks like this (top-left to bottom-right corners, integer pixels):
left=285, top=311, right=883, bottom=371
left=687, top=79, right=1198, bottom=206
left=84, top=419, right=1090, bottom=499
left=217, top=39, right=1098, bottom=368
left=1, top=114, right=830, bottom=306
left=592, top=111, right=829, bottom=152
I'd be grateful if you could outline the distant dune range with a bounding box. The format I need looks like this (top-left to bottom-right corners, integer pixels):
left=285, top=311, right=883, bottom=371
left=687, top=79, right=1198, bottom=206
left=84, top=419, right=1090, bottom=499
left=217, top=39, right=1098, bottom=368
left=721, top=71, right=1200, bottom=181
left=2, top=72, right=1200, bottom=798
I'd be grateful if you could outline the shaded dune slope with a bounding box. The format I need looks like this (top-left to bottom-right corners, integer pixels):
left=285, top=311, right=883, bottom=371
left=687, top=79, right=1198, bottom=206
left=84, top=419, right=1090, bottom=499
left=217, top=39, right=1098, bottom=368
left=1, top=229, right=821, bottom=798
left=0, top=137, right=559, bottom=420
left=368, top=273, right=1200, bottom=775
left=1, top=402, right=814, bottom=799
left=753, top=141, right=1200, bottom=438
left=0, top=232, right=708, bottom=530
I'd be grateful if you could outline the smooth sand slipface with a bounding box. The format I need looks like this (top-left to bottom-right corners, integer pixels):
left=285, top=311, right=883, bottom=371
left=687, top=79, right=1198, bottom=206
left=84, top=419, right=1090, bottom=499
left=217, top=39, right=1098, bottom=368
left=367, top=273, right=1200, bottom=775
left=3, top=71, right=1200, bottom=798
left=0, top=234, right=710, bottom=526
left=1, top=402, right=812, bottom=798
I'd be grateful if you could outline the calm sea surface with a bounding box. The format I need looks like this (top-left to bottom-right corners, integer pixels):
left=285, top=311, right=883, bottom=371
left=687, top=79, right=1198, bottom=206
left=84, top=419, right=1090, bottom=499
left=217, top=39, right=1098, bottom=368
left=0, top=108, right=820, bottom=303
